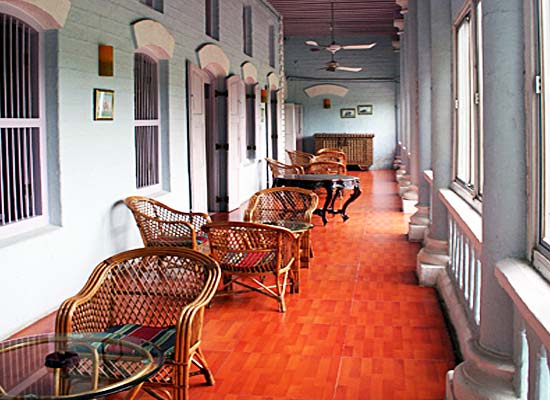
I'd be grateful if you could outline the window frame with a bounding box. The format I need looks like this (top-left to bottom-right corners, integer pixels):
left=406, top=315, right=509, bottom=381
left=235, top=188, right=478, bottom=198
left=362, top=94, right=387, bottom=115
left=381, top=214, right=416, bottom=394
left=243, top=5, right=253, bottom=57
left=139, top=0, right=163, bottom=13
left=0, top=8, right=48, bottom=238
left=133, top=50, right=162, bottom=193
left=451, top=0, right=483, bottom=212
left=205, top=0, right=220, bottom=40
left=268, top=25, right=276, bottom=68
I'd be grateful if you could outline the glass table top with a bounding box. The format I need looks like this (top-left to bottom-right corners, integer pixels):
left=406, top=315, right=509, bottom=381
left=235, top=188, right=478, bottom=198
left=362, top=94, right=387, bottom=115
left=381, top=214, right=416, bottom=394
left=0, top=333, right=164, bottom=400
left=259, top=220, right=314, bottom=232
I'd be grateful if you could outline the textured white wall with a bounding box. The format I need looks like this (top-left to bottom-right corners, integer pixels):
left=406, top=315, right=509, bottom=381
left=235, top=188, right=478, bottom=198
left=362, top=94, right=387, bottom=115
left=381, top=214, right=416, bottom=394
left=0, top=0, right=280, bottom=338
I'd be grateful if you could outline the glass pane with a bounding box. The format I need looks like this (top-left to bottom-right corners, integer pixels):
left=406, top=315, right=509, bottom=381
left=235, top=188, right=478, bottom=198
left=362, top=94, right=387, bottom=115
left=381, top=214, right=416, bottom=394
left=542, top=0, right=550, bottom=243
left=456, top=17, right=472, bottom=186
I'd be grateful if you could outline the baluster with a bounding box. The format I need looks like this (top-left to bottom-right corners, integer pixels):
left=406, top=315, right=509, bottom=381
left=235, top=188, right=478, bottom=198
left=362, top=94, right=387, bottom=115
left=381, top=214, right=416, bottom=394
left=474, top=258, right=481, bottom=325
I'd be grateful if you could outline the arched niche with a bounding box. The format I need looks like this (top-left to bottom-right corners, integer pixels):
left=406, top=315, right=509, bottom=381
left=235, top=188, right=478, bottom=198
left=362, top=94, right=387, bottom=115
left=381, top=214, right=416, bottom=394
left=267, top=72, right=279, bottom=90
left=304, top=84, right=349, bottom=98
left=197, top=43, right=230, bottom=78
left=241, top=62, right=258, bottom=84
left=1, top=0, right=71, bottom=29
left=132, top=19, right=175, bottom=60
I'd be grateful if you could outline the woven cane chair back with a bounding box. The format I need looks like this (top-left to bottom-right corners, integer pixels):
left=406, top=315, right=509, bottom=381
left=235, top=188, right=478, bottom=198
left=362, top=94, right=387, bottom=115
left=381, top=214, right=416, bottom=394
left=306, top=161, right=347, bottom=175
left=125, top=196, right=211, bottom=252
left=244, top=187, right=318, bottom=224
left=203, top=221, right=296, bottom=312
left=56, top=247, right=221, bottom=400
left=285, top=150, right=316, bottom=167
left=315, top=151, right=347, bottom=165
left=265, top=157, right=304, bottom=177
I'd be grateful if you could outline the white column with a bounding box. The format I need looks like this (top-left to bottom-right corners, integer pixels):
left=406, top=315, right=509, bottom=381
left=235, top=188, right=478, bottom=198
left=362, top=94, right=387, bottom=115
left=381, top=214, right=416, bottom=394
left=408, top=0, right=431, bottom=241
left=449, top=1, right=524, bottom=398
left=416, top=0, right=452, bottom=286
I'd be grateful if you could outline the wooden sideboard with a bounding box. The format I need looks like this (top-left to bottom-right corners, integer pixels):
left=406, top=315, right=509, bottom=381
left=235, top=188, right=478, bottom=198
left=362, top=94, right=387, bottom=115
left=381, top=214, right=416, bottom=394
left=314, top=133, right=374, bottom=169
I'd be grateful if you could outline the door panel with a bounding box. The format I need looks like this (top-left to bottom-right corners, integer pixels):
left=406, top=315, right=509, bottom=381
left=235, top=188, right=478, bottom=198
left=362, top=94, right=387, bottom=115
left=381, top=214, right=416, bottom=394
left=187, top=62, right=208, bottom=212
left=226, top=75, right=246, bottom=210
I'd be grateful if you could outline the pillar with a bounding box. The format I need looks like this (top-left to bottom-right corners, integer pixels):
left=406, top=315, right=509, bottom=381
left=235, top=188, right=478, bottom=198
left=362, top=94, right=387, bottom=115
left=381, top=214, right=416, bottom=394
left=416, top=0, right=452, bottom=286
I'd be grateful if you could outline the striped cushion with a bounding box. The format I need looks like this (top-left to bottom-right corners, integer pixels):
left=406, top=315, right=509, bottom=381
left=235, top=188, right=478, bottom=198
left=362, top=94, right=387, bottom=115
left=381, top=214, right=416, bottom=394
left=150, top=235, right=208, bottom=248
left=104, top=324, right=176, bottom=359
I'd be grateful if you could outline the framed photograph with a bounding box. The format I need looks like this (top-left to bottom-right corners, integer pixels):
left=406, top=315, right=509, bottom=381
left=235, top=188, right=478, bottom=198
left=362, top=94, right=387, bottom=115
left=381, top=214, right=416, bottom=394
left=94, top=89, right=114, bottom=120
left=340, top=108, right=356, bottom=118
left=357, top=104, right=373, bottom=115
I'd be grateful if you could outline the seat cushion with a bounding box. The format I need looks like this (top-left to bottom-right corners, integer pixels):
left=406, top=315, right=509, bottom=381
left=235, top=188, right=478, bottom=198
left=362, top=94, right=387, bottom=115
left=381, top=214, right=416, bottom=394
left=220, top=252, right=276, bottom=273
left=104, top=323, right=176, bottom=359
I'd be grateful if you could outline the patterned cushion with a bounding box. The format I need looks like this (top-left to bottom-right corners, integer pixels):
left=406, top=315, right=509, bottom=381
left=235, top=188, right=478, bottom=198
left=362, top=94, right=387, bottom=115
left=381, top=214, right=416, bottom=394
left=221, top=252, right=276, bottom=272
left=104, top=323, right=176, bottom=359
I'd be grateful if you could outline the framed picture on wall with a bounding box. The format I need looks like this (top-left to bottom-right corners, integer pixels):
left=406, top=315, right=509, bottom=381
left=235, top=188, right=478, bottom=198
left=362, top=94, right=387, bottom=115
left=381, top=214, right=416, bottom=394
left=357, top=104, right=373, bottom=115
left=340, top=108, right=356, bottom=118
left=94, top=89, right=114, bottom=120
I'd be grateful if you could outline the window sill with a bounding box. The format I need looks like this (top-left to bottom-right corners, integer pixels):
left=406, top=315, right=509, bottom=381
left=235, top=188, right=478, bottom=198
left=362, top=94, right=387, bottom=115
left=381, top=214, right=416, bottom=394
left=495, top=258, right=550, bottom=349
left=439, top=188, right=482, bottom=244
left=0, top=224, right=60, bottom=249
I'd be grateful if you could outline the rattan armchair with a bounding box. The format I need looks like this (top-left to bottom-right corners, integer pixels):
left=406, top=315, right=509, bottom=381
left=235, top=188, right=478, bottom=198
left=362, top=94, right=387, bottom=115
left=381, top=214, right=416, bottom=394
left=306, top=161, right=347, bottom=175
left=286, top=150, right=316, bottom=168
left=315, top=150, right=347, bottom=166
left=55, top=247, right=221, bottom=400
left=125, top=196, right=211, bottom=253
left=265, top=157, right=304, bottom=178
left=202, top=221, right=296, bottom=312
left=244, top=187, right=318, bottom=280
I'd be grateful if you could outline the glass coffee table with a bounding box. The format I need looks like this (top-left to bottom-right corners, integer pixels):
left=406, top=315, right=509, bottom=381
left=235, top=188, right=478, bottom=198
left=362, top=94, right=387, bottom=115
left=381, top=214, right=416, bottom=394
left=0, top=333, right=164, bottom=400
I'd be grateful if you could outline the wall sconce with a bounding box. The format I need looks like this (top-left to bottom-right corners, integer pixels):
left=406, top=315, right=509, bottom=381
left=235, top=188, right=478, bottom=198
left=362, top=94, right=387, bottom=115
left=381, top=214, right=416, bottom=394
left=98, top=45, right=114, bottom=77
left=323, top=98, right=331, bottom=109
left=260, top=89, right=268, bottom=103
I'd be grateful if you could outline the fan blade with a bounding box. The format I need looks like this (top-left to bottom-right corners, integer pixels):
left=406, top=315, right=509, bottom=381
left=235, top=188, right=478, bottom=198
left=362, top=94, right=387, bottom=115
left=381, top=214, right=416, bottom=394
left=305, top=40, right=319, bottom=47
left=310, top=47, right=322, bottom=52
left=336, top=66, right=362, bottom=72
left=341, top=43, right=377, bottom=50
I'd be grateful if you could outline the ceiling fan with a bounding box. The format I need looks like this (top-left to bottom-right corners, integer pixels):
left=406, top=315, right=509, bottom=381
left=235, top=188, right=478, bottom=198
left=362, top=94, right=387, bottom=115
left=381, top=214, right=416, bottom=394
left=323, top=53, right=362, bottom=73
left=305, top=1, right=376, bottom=54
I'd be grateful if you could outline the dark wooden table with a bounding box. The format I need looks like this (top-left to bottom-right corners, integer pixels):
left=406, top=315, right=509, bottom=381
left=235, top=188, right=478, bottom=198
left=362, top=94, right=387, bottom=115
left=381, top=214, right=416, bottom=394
left=273, top=174, right=362, bottom=225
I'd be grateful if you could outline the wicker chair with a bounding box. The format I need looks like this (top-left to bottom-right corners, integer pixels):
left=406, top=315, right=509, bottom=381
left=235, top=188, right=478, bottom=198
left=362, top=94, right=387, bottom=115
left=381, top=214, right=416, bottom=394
left=55, top=247, right=221, bottom=400
left=244, top=187, right=318, bottom=281
left=202, top=221, right=296, bottom=312
left=315, top=150, right=347, bottom=166
left=265, top=157, right=304, bottom=178
left=125, top=196, right=211, bottom=253
left=306, top=161, right=347, bottom=175
left=285, top=150, right=316, bottom=168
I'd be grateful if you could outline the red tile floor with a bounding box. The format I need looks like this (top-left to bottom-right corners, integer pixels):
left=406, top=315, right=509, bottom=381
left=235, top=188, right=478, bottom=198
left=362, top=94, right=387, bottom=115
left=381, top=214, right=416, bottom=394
left=10, top=170, right=456, bottom=399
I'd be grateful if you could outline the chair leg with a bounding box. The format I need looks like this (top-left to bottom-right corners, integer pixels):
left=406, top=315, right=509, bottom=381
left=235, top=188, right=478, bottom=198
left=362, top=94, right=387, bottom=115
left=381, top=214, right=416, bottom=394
left=175, top=362, right=190, bottom=400
left=276, top=271, right=289, bottom=312
left=192, top=347, right=215, bottom=386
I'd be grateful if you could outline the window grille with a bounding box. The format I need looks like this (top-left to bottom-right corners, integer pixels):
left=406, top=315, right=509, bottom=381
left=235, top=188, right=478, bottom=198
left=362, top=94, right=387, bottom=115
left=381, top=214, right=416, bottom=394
left=0, top=13, right=42, bottom=227
left=243, top=6, right=253, bottom=56
left=134, top=53, right=160, bottom=189
left=139, top=0, right=163, bottom=13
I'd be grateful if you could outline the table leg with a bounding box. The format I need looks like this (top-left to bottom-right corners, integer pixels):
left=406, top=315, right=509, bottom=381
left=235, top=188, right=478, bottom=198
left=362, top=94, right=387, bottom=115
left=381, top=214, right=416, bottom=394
left=340, top=185, right=362, bottom=221
left=313, top=183, right=333, bottom=225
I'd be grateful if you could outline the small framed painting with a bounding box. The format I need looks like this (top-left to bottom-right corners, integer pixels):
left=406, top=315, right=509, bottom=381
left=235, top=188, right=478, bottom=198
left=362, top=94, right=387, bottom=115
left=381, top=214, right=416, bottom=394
left=357, top=104, right=373, bottom=115
left=94, top=89, right=114, bottom=120
left=340, top=108, right=356, bottom=118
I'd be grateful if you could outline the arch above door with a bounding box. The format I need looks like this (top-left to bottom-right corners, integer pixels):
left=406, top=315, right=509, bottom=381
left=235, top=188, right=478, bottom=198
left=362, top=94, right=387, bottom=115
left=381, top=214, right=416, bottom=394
left=267, top=72, right=279, bottom=90
left=197, top=43, right=230, bottom=77
left=3, top=0, right=71, bottom=29
left=241, top=62, right=258, bottom=84
left=132, top=19, right=175, bottom=59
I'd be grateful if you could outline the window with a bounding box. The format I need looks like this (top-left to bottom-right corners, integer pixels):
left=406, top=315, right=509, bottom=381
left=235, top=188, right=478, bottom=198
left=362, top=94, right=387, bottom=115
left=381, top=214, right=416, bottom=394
left=205, top=0, right=219, bottom=40
left=0, top=12, right=45, bottom=229
left=243, top=6, right=252, bottom=56
left=453, top=1, right=483, bottom=204
left=139, top=0, right=163, bottom=13
left=134, top=53, right=160, bottom=190
left=269, top=25, right=276, bottom=67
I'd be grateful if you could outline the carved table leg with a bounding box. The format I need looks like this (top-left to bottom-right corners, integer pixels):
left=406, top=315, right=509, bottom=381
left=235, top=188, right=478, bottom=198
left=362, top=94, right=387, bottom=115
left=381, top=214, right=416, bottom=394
left=339, top=184, right=362, bottom=221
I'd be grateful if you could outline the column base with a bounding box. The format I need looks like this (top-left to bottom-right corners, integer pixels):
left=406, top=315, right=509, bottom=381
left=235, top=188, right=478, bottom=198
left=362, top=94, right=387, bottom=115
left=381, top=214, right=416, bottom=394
left=436, top=272, right=517, bottom=400
left=416, top=235, right=448, bottom=286
left=396, top=167, right=407, bottom=181
left=408, top=206, right=430, bottom=242
left=398, top=176, right=412, bottom=196
left=401, top=186, right=418, bottom=213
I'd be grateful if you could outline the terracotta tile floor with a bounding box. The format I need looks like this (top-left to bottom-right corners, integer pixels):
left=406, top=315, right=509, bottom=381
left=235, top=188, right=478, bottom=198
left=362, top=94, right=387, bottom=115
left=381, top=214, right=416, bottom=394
left=10, top=170, right=456, bottom=399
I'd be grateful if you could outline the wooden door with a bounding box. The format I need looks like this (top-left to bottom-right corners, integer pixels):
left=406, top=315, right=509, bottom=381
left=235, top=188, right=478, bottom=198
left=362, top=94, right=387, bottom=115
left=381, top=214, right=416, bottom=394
left=187, top=62, right=209, bottom=212
left=226, top=75, right=246, bottom=211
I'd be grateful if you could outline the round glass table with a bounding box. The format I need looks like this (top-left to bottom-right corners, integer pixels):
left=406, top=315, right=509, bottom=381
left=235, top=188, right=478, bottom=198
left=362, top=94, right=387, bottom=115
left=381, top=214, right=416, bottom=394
left=0, top=333, right=164, bottom=400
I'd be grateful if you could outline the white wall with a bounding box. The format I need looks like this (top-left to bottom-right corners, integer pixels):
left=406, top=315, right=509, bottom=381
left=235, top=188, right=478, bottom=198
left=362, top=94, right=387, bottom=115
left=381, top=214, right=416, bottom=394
left=0, top=0, right=280, bottom=339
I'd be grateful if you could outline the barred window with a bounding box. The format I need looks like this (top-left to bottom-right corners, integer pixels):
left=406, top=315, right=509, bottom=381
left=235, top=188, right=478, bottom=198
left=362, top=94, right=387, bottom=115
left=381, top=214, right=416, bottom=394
left=134, top=53, right=160, bottom=190
left=139, top=0, right=163, bottom=13
left=269, top=25, right=276, bottom=67
left=0, top=13, right=44, bottom=228
left=205, top=0, right=219, bottom=40
left=243, top=6, right=253, bottom=56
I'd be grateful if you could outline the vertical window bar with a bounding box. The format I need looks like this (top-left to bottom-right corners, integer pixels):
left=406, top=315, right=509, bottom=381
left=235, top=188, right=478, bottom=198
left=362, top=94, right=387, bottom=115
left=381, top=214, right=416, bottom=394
left=0, top=129, right=5, bottom=225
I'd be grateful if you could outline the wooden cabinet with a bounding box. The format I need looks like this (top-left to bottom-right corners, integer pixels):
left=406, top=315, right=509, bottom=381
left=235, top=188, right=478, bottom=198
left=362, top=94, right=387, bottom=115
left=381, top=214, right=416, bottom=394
left=314, top=133, right=374, bottom=169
